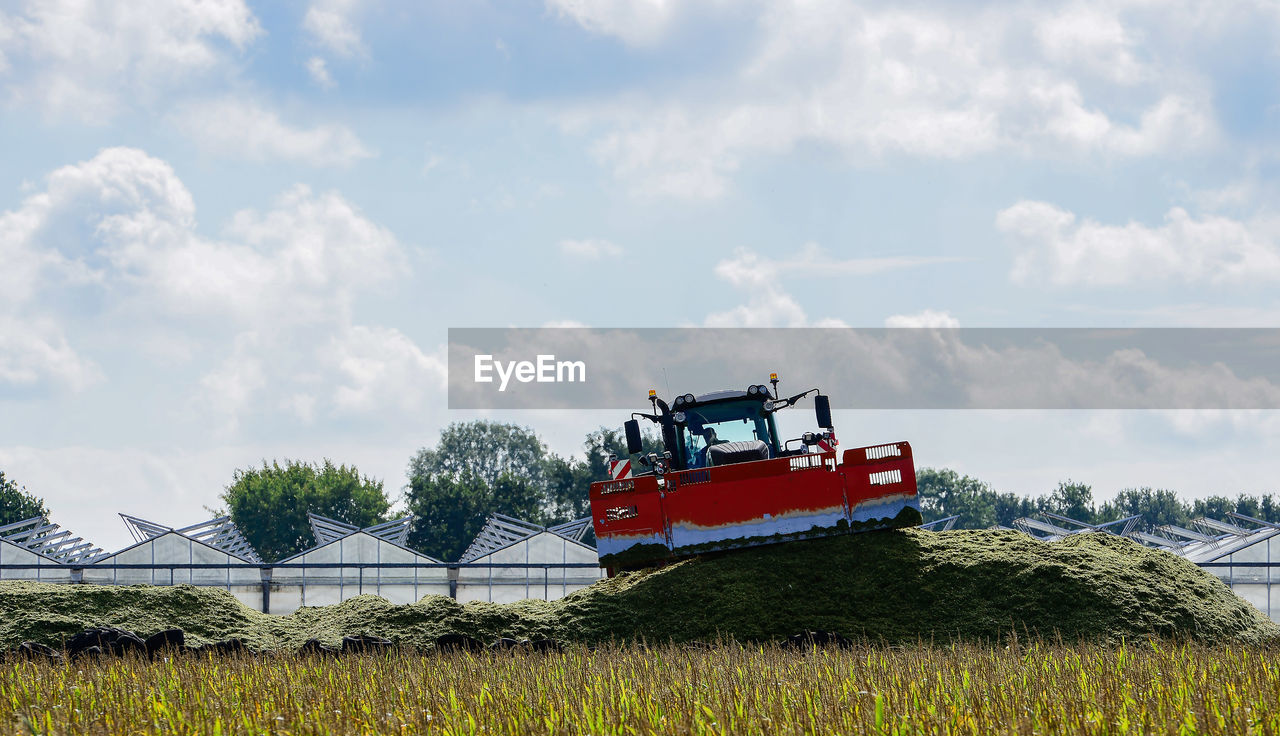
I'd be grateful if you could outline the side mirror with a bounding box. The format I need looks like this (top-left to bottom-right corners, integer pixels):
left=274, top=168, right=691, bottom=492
left=624, top=419, right=644, bottom=455
left=814, top=394, right=832, bottom=429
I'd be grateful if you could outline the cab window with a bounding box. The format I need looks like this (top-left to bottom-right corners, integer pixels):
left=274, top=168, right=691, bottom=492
left=679, top=399, right=773, bottom=468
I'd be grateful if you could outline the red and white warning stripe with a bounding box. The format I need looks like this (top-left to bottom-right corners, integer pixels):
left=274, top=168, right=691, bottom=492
left=609, top=459, right=633, bottom=479
left=816, top=432, right=838, bottom=453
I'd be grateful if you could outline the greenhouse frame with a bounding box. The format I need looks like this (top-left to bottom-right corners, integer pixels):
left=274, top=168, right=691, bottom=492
left=0, top=511, right=601, bottom=614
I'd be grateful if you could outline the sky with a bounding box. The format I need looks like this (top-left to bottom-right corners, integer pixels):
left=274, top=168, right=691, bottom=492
left=1, top=0, right=1279, bottom=552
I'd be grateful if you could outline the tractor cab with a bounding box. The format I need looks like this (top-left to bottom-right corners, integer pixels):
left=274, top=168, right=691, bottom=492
left=621, top=374, right=836, bottom=475
left=673, top=391, right=778, bottom=469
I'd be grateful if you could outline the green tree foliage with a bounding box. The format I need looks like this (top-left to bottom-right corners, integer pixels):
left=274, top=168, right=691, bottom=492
left=407, top=421, right=547, bottom=491
left=992, top=493, right=1038, bottom=529
left=543, top=426, right=665, bottom=523
left=405, top=421, right=665, bottom=560
left=405, top=421, right=553, bottom=560
left=1041, top=481, right=1095, bottom=521
left=220, top=460, right=390, bottom=562
left=1097, top=488, right=1186, bottom=528
left=1193, top=495, right=1236, bottom=520
left=541, top=454, right=596, bottom=523
left=920, top=468, right=1280, bottom=531
left=403, top=473, right=489, bottom=562
left=584, top=425, right=666, bottom=465
left=0, top=471, right=49, bottom=526
left=1234, top=494, right=1262, bottom=519
left=916, top=468, right=1038, bottom=529
left=916, top=468, right=998, bottom=528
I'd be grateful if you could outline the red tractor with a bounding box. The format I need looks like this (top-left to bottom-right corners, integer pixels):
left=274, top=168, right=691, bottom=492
left=589, top=374, right=922, bottom=572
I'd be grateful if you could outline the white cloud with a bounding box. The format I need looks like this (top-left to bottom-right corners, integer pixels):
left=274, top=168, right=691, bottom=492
left=716, top=243, right=959, bottom=284
left=1034, top=4, right=1145, bottom=85
left=33, top=145, right=198, bottom=236
left=688, top=330, right=1280, bottom=411
left=0, top=316, right=101, bottom=392
left=328, top=325, right=448, bottom=415
left=421, top=148, right=443, bottom=174
left=0, top=146, right=200, bottom=391
left=221, top=185, right=404, bottom=316
left=286, top=393, right=319, bottom=424
left=306, top=56, right=335, bottom=88
left=1072, top=303, right=1280, bottom=328
left=304, top=0, right=365, bottom=58
left=559, top=238, right=624, bottom=260
left=0, top=0, right=260, bottom=120
left=173, top=99, right=372, bottom=166
left=198, top=324, right=447, bottom=436
left=705, top=244, right=955, bottom=327
left=518, top=322, right=1280, bottom=414
left=705, top=246, right=828, bottom=327
left=0, top=445, right=209, bottom=551
left=885, top=310, right=960, bottom=328
left=703, top=285, right=811, bottom=328
left=998, top=200, right=1280, bottom=286
left=5, top=148, right=396, bottom=323
left=0, top=147, right=441, bottom=423
left=948, top=342, right=1280, bottom=411
left=0, top=17, right=12, bottom=74
left=560, top=0, right=1223, bottom=198
left=198, top=332, right=268, bottom=435
left=545, top=0, right=683, bottom=47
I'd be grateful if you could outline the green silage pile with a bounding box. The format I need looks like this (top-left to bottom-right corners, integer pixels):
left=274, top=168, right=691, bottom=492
left=563, top=528, right=1277, bottom=644
left=0, top=529, right=1273, bottom=650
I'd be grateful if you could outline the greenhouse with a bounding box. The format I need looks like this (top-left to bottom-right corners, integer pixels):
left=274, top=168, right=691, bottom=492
left=0, top=510, right=604, bottom=613
left=455, top=514, right=603, bottom=603
left=269, top=514, right=450, bottom=614
left=84, top=514, right=264, bottom=608
left=0, top=515, right=96, bottom=583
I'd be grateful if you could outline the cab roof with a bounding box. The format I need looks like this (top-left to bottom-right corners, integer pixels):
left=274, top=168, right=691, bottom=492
left=694, top=389, right=751, bottom=403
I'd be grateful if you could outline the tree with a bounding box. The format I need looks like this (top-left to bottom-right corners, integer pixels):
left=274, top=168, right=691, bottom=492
left=914, top=468, right=1000, bottom=529
left=1097, top=488, right=1186, bottom=528
left=542, top=426, right=666, bottom=524
left=408, top=421, right=547, bottom=491
left=0, top=471, right=48, bottom=526
left=542, top=454, right=596, bottom=523
left=992, top=492, right=1037, bottom=529
left=404, top=473, right=490, bottom=561
left=406, top=422, right=554, bottom=559
left=405, top=422, right=666, bottom=559
left=405, top=469, right=553, bottom=561
left=1193, top=495, right=1235, bottom=520
left=916, top=470, right=1280, bottom=535
left=220, top=459, right=390, bottom=562
left=1234, top=494, right=1262, bottom=520
left=1040, top=480, right=1095, bottom=522
left=1262, top=494, right=1279, bottom=523
left=404, top=419, right=555, bottom=558
left=582, top=425, right=665, bottom=467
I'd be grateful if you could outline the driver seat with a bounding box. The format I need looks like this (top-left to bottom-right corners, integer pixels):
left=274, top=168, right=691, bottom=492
left=707, top=440, right=770, bottom=467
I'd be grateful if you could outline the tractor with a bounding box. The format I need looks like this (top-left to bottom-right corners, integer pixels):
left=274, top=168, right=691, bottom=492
left=589, top=374, right=922, bottom=572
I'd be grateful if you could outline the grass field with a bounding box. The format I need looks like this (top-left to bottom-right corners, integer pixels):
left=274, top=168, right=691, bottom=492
left=1, top=640, right=1275, bottom=735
